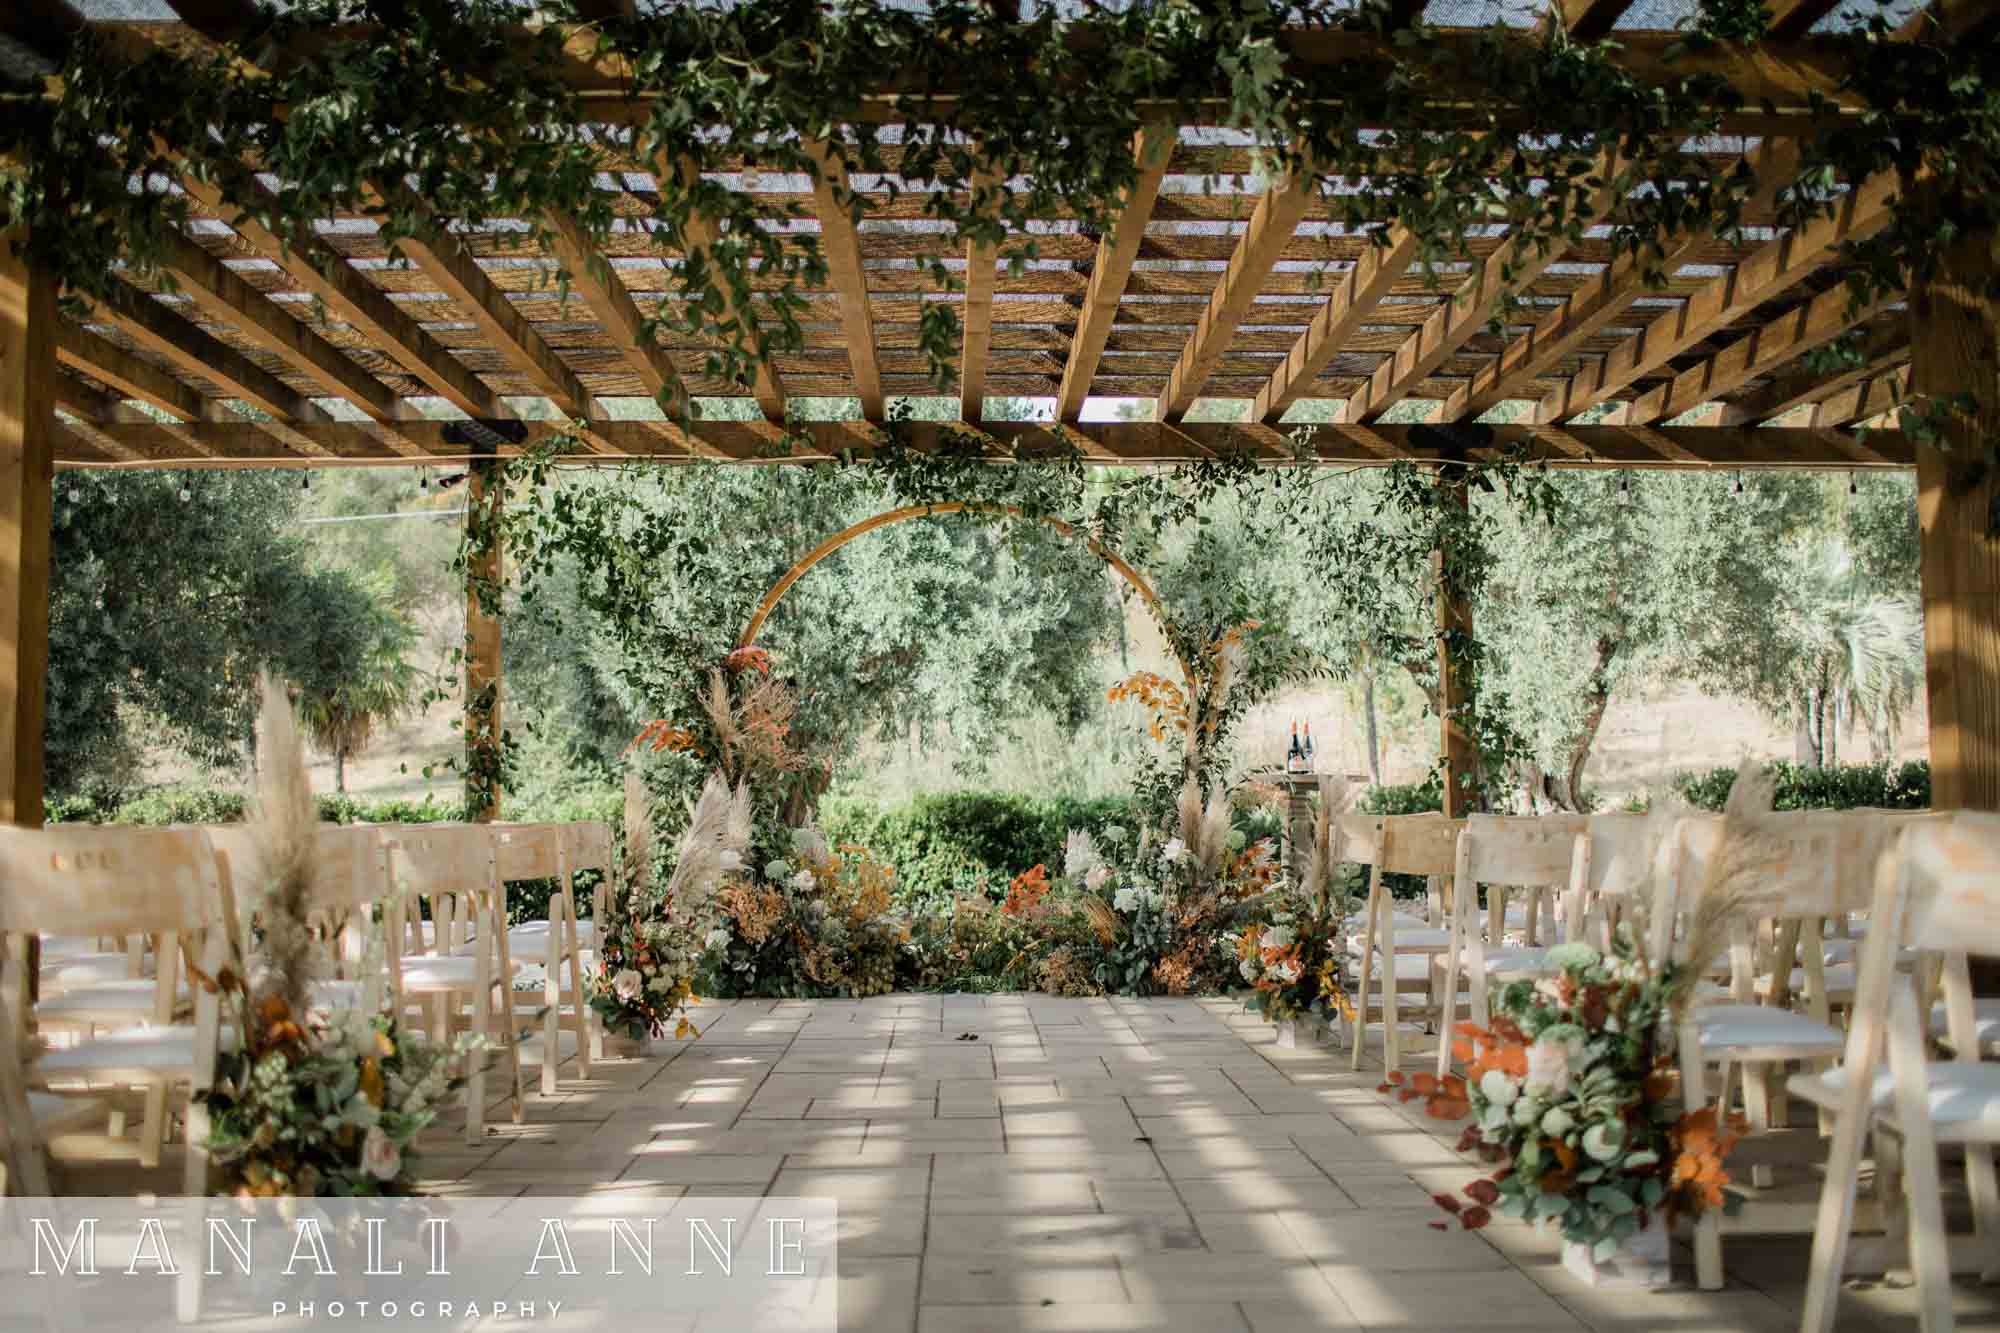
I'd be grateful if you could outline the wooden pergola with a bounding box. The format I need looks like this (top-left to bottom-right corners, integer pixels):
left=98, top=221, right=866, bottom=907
left=0, top=0, right=1993, bottom=825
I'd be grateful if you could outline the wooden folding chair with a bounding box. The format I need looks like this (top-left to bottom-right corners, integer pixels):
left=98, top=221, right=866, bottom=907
left=1434, top=815, right=1589, bottom=1079
left=485, top=823, right=592, bottom=1093
left=1345, top=813, right=1461, bottom=1075
left=562, top=821, right=613, bottom=1063
left=0, top=825, right=228, bottom=1195
left=1797, top=813, right=2000, bottom=1333
left=383, top=824, right=525, bottom=1144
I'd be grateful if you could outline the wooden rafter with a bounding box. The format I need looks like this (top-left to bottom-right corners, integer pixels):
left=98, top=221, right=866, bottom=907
left=0, top=0, right=84, bottom=62
left=1715, top=317, right=1909, bottom=424
left=1535, top=171, right=1901, bottom=423
left=568, top=0, right=637, bottom=18
left=1544, top=0, right=1640, bottom=39
left=803, top=139, right=885, bottom=419
left=52, top=418, right=1917, bottom=471
left=661, top=157, right=787, bottom=419
left=961, top=167, right=1001, bottom=423
left=154, top=228, right=424, bottom=457
left=1160, top=168, right=1322, bottom=418
left=544, top=212, right=685, bottom=414
left=1255, top=226, right=1421, bottom=422
left=1458, top=138, right=1800, bottom=419
left=1057, top=125, right=1171, bottom=421
left=176, top=174, right=502, bottom=421
left=55, top=324, right=205, bottom=423
left=1768, top=0, right=1845, bottom=40
left=1606, top=284, right=1900, bottom=426
left=1338, top=154, right=1621, bottom=424
left=1811, top=365, right=1909, bottom=427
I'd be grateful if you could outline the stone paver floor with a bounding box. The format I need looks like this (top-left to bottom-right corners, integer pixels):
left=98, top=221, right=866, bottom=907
left=55, top=993, right=2000, bottom=1331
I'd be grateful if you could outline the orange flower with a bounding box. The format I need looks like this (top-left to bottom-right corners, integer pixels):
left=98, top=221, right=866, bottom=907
left=628, top=720, right=703, bottom=757
left=723, top=646, right=773, bottom=675
left=1002, top=864, right=1052, bottom=917
left=1669, top=1106, right=1746, bottom=1213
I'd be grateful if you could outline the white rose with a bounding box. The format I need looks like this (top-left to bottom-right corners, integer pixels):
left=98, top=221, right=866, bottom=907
left=1525, top=1036, right=1573, bottom=1097
left=1239, top=958, right=1258, bottom=982
left=790, top=869, right=817, bottom=893
left=704, top=928, right=732, bottom=951
left=612, top=969, right=644, bottom=1002
left=1162, top=837, right=1186, bottom=865
left=718, top=850, right=743, bottom=873
left=360, top=1126, right=401, bottom=1182
left=1114, top=887, right=1139, bottom=913
left=1086, top=866, right=1113, bottom=892
left=1478, top=1069, right=1519, bottom=1107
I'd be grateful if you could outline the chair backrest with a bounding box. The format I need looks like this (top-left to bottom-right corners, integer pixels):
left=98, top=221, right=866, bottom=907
left=1458, top=814, right=1586, bottom=887
left=1889, top=813, right=2000, bottom=958
left=384, top=824, right=500, bottom=898
left=0, top=826, right=225, bottom=936
left=492, top=823, right=565, bottom=883
left=1379, top=816, right=1463, bottom=877
left=1336, top=814, right=1385, bottom=866
left=313, top=824, right=393, bottom=914
left=564, top=821, right=613, bottom=877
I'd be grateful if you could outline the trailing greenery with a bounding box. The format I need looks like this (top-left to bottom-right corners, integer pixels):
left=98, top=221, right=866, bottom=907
left=1673, top=759, right=1932, bottom=812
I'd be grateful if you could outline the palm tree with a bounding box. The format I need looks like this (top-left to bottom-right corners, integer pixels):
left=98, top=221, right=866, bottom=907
left=1785, top=540, right=1923, bottom=768
left=299, top=614, right=418, bottom=792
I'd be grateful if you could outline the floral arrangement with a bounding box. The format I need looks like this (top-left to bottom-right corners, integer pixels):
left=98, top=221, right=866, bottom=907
left=591, top=769, right=751, bottom=1042
left=200, top=678, right=469, bottom=1197
left=1236, top=776, right=1356, bottom=1027
left=1432, top=933, right=1745, bottom=1256
left=704, top=826, right=908, bottom=998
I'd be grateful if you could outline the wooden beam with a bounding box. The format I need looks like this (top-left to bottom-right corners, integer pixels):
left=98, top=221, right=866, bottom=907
left=567, top=0, right=637, bottom=17
left=1344, top=153, right=1626, bottom=423
left=1057, top=126, right=1171, bottom=421
left=544, top=211, right=688, bottom=416
left=1609, top=285, right=1899, bottom=426
left=660, top=157, right=787, bottom=420
left=1810, top=365, right=1910, bottom=427
left=1768, top=0, right=1845, bottom=39
left=961, top=167, right=1000, bottom=423
left=387, top=224, right=597, bottom=424
left=1547, top=0, right=1640, bottom=38
left=1161, top=168, right=1321, bottom=417
left=1460, top=139, right=1801, bottom=419
left=803, top=140, right=885, bottom=419
left=0, top=0, right=84, bottom=63
left=56, top=322, right=204, bottom=422
left=1536, top=171, right=1901, bottom=423
left=1715, top=319, right=1910, bottom=425
left=0, top=232, right=53, bottom=826
left=155, top=228, right=425, bottom=456
left=176, top=172, right=503, bottom=420
left=1255, top=226, right=1421, bottom=422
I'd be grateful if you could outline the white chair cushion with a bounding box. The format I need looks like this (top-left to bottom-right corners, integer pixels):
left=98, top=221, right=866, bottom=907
left=36, top=1024, right=229, bottom=1080
left=401, top=956, right=521, bottom=990
left=1756, top=964, right=1858, bottom=998
left=505, top=919, right=598, bottom=954
left=1930, top=998, right=2000, bottom=1048
left=1788, top=1061, right=2000, bottom=1132
left=1348, top=953, right=1435, bottom=986
left=509, top=960, right=586, bottom=994
left=1694, top=1003, right=1844, bottom=1055
left=36, top=980, right=187, bottom=1024
left=43, top=955, right=147, bottom=989
left=308, top=979, right=369, bottom=1011
left=1460, top=945, right=1549, bottom=977
left=28, top=1091, right=105, bottom=1135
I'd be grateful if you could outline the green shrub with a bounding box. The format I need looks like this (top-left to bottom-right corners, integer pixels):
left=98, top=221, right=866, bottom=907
left=1358, top=777, right=1444, bottom=816
left=819, top=791, right=1142, bottom=915
left=110, top=784, right=249, bottom=825
left=1673, top=760, right=1931, bottom=812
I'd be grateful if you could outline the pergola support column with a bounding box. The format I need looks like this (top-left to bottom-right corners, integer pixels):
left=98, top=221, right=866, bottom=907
left=1436, top=464, right=1476, bottom=818
left=0, top=233, right=54, bottom=829
left=1911, top=224, right=2000, bottom=812
left=464, top=460, right=503, bottom=822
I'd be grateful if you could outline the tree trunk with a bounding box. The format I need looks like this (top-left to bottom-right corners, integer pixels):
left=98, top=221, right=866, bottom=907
left=334, top=744, right=347, bottom=794
left=1361, top=665, right=1381, bottom=785
left=1558, top=635, right=1619, bottom=812
left=1793, top=707, right=1816, bottom=766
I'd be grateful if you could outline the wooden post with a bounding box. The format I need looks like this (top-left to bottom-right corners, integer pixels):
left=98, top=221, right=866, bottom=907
left=1435, top=465, right=1476, bottom=818
left=1910, top=224, right=2000, bottom=812
left=464, top=461, right=503, bottom=822
left=0, top=233, right=54, bottom=829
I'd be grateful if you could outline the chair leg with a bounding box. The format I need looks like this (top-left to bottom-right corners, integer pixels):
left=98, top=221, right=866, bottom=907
left=181, top=1094, right=210, bottom=1197
left=139, top=1081, right=167, bottom=1169
left=1886, top=986, right=1954, bottom=1332
left=1743, top=1063, right=1776, bottom=1190
left=1967, top=1145, right=2000, bottom=1284
left=466, top=987, right=489, bottom=1147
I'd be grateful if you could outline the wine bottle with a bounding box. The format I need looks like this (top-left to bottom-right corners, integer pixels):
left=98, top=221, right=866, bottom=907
left=1285, top=721, right=1303, bottom=775
left=1303, top=721, right=1315, bottom=772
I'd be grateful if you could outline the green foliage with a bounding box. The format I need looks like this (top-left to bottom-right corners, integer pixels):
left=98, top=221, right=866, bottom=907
left=1357, top=778, right=1445, bottom=816
left=1673, top=760, right=1932, bottom=812
left=819, top=790, right=1140, bottom=916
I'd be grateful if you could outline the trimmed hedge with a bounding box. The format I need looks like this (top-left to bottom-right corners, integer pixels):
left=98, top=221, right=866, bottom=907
left=820, top=791, right=1142, bottom=914
left=1673, top=760, right=1931, bottom=812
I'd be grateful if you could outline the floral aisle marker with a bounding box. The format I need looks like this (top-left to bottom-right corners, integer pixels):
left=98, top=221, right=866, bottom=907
left=593, top=770, right=750, bottom=1047
left=708, top=826, right=907, bottom=999
left=200, top=677, right=469, bottom=1197
left=1239, top=775, right=1359, bottom=1045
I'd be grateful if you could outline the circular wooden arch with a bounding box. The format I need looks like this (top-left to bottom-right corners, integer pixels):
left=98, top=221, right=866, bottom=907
left=738, top=502, right=1190, bottom=680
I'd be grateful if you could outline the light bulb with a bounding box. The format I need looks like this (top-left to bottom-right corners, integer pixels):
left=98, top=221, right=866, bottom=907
left=301, top=472, right=311, bottom=492
left=1849, top=471, right=1859, bottom=496
left=1732, top=473, right=1745, bottom=499
left=178, top=485, right=192, bottom=503
left=1616, top=474, right=1631, bottom=506
left=67, top=487, right=81, bottom=504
